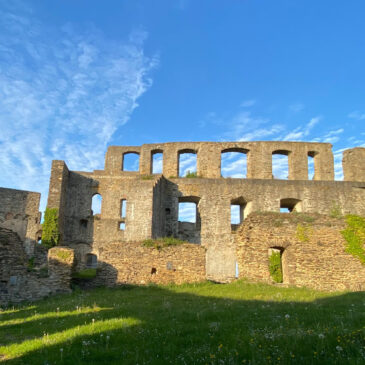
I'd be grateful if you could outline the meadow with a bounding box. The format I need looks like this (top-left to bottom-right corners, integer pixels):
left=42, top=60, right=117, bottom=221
left=0, top=280, right=364, bottom=364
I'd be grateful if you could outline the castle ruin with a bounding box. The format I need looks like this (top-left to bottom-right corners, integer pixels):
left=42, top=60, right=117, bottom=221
left=1, top=141, right=365, bottom=305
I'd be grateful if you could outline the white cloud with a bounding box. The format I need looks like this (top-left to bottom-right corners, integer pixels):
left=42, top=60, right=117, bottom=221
left=283, top=116, right=320, bottom=141
left=0, top=4, right=157, bottom=211
left=348, top=111, right=365, bottom=120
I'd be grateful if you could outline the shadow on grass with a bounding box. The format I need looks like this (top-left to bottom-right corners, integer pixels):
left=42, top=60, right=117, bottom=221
left=0, top=282, right=364, bottom=365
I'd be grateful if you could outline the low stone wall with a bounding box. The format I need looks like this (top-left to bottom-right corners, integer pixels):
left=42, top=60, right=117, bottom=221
left=74, top=241, right=206, bottom=286
left=236, top=213, right=365, bottom=292
left=0, top=227, right=74, bottom=306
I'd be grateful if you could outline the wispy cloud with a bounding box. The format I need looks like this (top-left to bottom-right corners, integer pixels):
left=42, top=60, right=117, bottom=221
left=283, top=116, right=320, bottom=141
left=348, top=111, right=365, bottom=120
left=240, top=99, right=256, bottom=108
left=0, top=3, right=157, bottom=210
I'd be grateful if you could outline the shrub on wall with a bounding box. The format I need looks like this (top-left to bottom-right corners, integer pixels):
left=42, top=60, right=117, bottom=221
left=41, top=208, right=60, bottom=248
left=269, top=251, right=283, bottom=283
left=341, top=215, right=365, bottom=265
left=296, top=224, right=313, bottom=242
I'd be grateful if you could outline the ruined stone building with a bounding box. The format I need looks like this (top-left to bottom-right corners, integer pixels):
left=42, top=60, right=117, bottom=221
left=1, top=141, right=365, bottom=304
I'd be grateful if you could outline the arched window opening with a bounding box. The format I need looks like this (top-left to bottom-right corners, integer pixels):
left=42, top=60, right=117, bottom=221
left=280, top=198, right=302, bottom=213
left=308, top=151, right=317, bottom=180
left=91, top=194, right=102, bottom=215
left=221, top=149, right=248, bottom=178
left=151, top=150, right=163, bottom=174
left=178, top=149, right=197, bottom=177
left=272, top=150, right=290, bottom=180
left=122, top=152, right=140, bottom=171
left=86, top=253, right=97, bottom=269
left=36, top=230, right=42, bottom=244
left=178, top=196, right=201, bottom=244
left=230, top=197, right=251, bottom=230
left=268, top=247, right=284, bottom=283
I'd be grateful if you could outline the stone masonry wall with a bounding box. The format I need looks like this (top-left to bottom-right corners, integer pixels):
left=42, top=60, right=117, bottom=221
left=0, top=227, right=74, bottom=306
left=71, top=241, right=206, bottom=286
left=236, top=213, right=365, bottom=292
left=46, top=142, right=365, bottom=283
left=343, top=147, right=365, bottom=182
left=0, top=187, right=41, bottom=256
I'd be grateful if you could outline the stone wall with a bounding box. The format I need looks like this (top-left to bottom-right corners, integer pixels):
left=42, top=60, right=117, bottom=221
left=236, top=213, right=365, bottom=292
left=0, top=227, right=74, bottom=306
left=46, top=142, right=365, bottom=283
left=343, top=147, right=365, bottom=182
left=0, top=187, right=41, bottom=256
left=107, top=141, right=335, bottom=180
left=71, top=241, right=206, bottom=286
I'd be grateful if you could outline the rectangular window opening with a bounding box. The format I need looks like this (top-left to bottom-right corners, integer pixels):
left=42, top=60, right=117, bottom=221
left=121, top=199, right=127, bottom=218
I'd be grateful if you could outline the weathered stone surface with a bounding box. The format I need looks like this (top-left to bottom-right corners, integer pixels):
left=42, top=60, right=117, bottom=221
left=236, top=213, right=365, bottom=292
left=1, top=141, right=365, bottom=305
left=0, top=187, right=41, bottom=256
left=0, top=228, right=74, bottom=306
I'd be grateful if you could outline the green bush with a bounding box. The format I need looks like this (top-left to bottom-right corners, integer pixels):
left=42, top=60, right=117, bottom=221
left=185, top=170, right=198, bottom=178
left=296, top=224, right=312, bottom=242
left=27, top=257, right=35, bottom=272
left=142, top=237, right=187, bottom=250
left=269, top=251, right=283, bottom=283
left=341, top=215, right=365, bottom=265
left=330, top=202, right=342, bottom=219
left=41, top=208, right=60, bottom=248
left=72, top=268, right=97, bottom=279
left=141, top=175, right=154, bottom=180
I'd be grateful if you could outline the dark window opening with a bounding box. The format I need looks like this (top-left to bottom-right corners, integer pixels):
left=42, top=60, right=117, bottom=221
left=280, top=198, right=302, bottom=213
left=151, top=150, right=163, bottom=174
left=178, top=150, right=197, bottom=177
left=151, top=267, right=157, bottom=275
left=91, top=194, right=102, bottom=215
left=221, top=149, right=248, bottom=178
left=165, top=208, right=171, bottom=215
left=80, top=219, right=88, bottom=228
left=122, top=152, right=140, bottom=172
left=272, top=150, right=290, bottom=180
left=86, top=253, right=97, bottom=269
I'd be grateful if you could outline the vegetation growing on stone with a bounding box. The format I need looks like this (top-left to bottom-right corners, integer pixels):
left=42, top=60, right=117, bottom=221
left=55, top=250, right=72, bottom=262
left=27, top=257, right=35, bottom=272
left=72, top=268, right=97, bottom=279
left=341, top=215, right=365, bottom=265
left=330, top=201, right=342, bottom=219
left=184, top=170, right=198, bottom=178
left=41, top=208, right=60, bottom=248
left=296, top=223, right=313, bottom=242
left=141, top=175, right=154, bottom=180
left=142, top=236, right=187, bottom=250
left=269, top=251, right=283, bottom=283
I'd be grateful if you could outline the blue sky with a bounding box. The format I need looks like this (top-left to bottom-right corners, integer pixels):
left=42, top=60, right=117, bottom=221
left=0, top=0, right=365, bottom=214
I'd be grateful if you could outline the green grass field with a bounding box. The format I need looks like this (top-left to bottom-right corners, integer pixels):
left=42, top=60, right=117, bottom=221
left=0, top=280, right=364, bottom=364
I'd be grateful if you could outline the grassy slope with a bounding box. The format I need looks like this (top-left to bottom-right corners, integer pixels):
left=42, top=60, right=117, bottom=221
left=0, top=280, right=364, bottom=364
